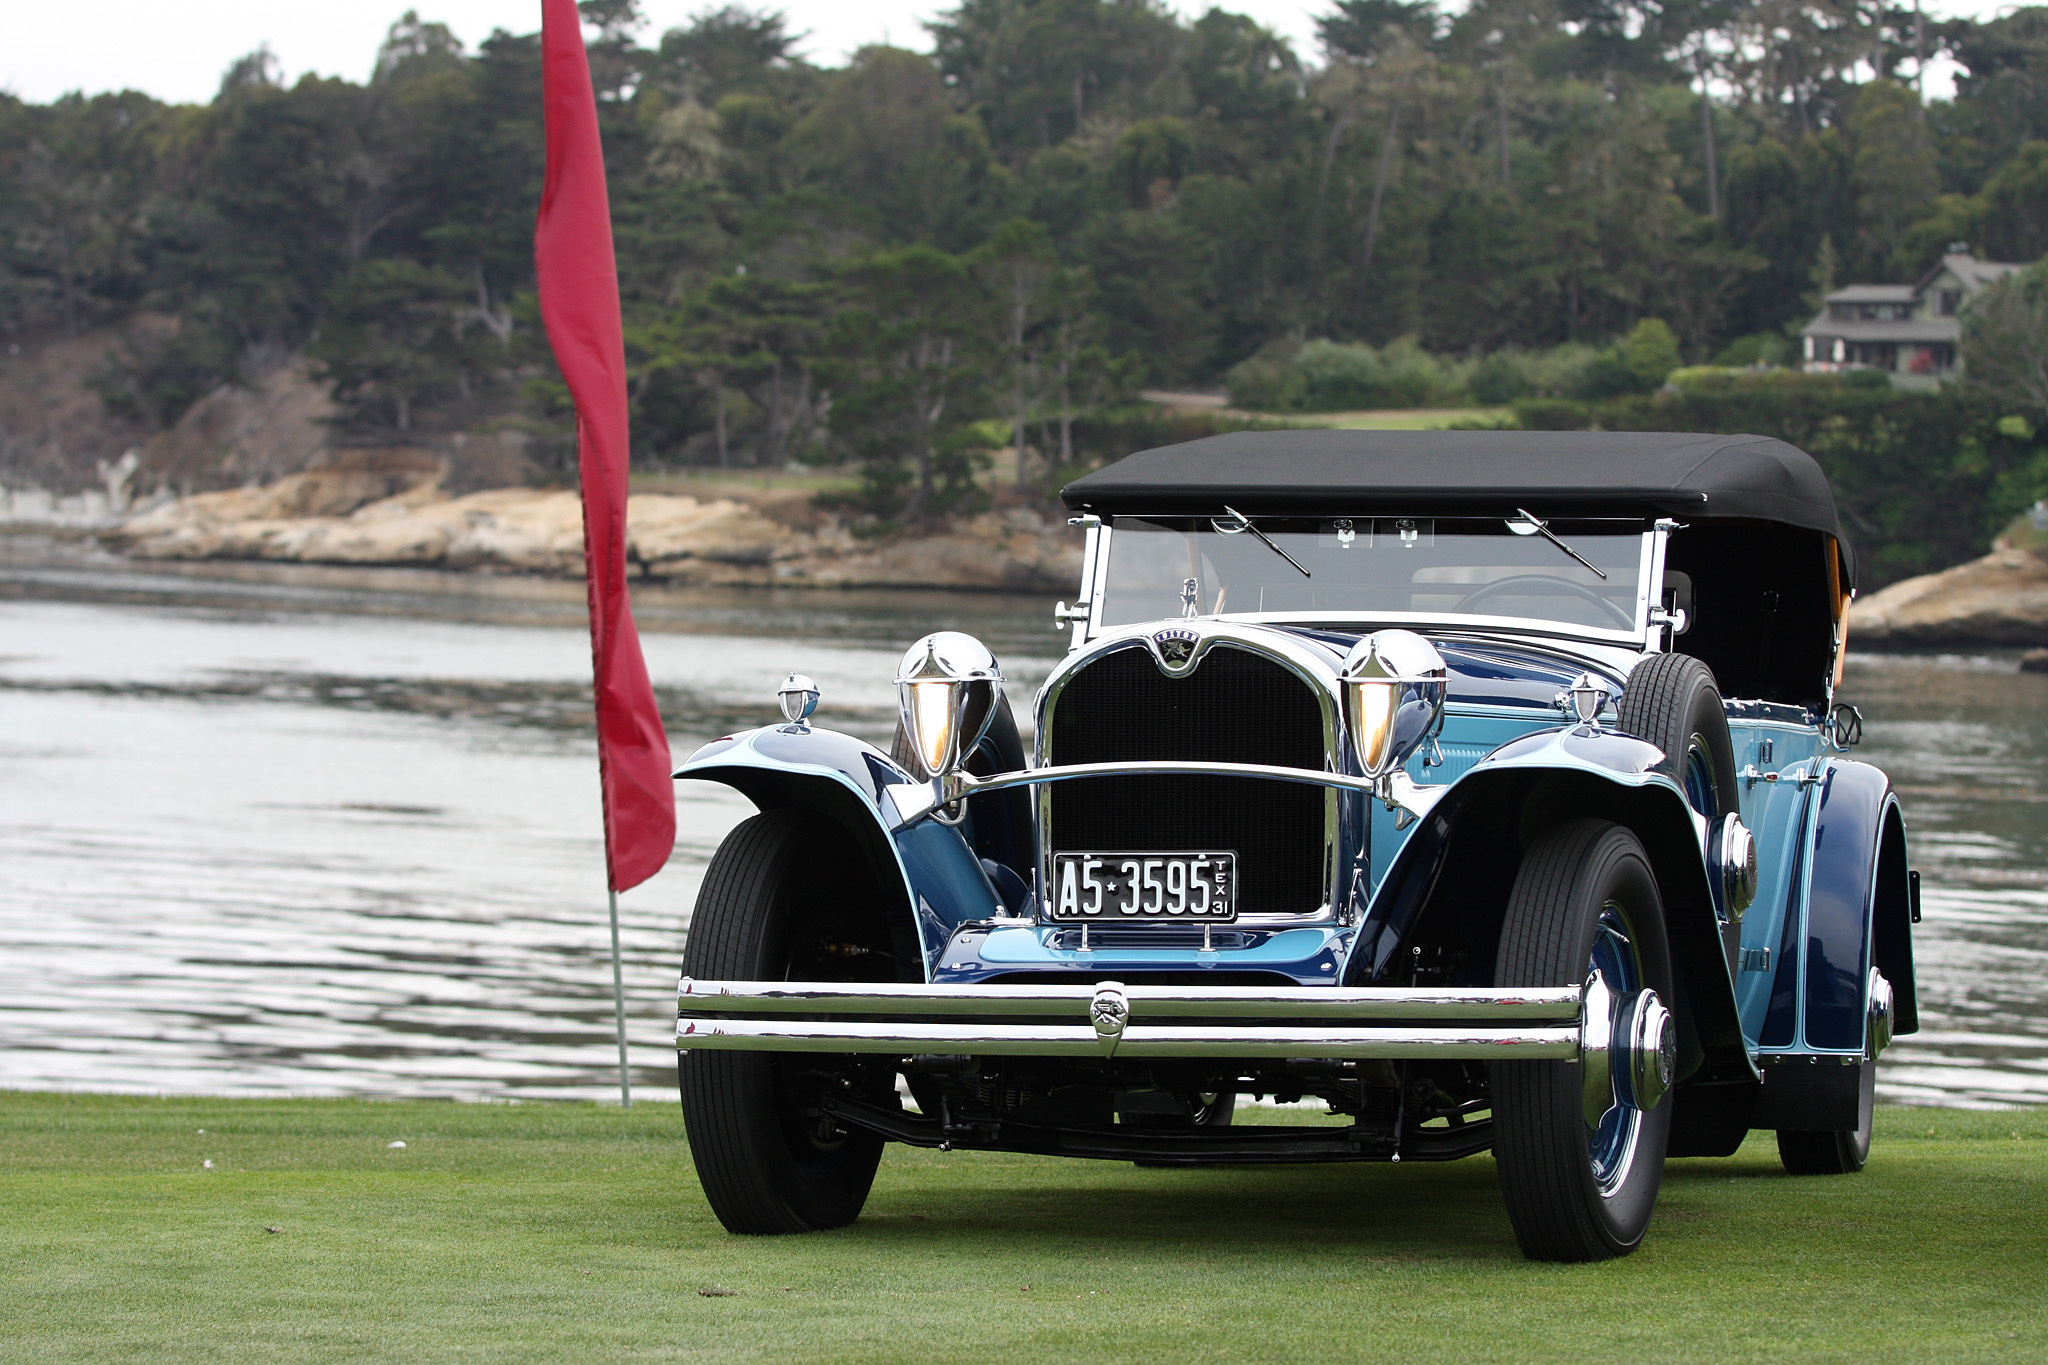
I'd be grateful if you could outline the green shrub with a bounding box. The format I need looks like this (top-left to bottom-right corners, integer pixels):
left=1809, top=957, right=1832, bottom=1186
left=1224, top=336, right=1467, bottom=410
left=1068, top=405, right=1284, bottom=477
left=1468, top=351, right=1530, bottom=405
left=1618, top=318, right=1682, bottom=389
left=1711, top=332, right=1796, bottom=368
left=1567, top=319, right=1681, bottom=400
left=1668, top=366, right=1748, bottom=391
left=1571, top=351, right=1646, bottom=400
left=1512, top=397, right=1593, bottom=430
left=1222, top=340, right=1307, bottom=409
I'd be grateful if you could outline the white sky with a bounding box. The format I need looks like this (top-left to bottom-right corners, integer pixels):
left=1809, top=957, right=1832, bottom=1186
left=0, top=0, right=2027, bottom=108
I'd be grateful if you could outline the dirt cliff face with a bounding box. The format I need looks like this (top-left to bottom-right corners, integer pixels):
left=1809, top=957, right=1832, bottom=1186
left=0, top=314, right=345, bottom=500
left=0, top=318, right=162, bottom=494
left=1850, top=546, right=2048, bottom=648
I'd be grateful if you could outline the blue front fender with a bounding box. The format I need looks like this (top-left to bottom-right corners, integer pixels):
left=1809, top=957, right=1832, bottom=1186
left=1356, top=724, right=1753, bottom=1085
left=674, top=726, right=1003, bottom=981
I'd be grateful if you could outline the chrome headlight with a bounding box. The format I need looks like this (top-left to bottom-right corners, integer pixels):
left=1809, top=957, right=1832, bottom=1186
left=894, top=632, right=1004, bottom=781
left=1341, top=630, right=1448, bottom=780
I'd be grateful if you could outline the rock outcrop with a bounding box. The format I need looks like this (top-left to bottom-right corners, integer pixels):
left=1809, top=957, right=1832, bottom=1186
left=106, top=468, right=1083, bottom=592
left=1850, top=547, right=2048, bottom=647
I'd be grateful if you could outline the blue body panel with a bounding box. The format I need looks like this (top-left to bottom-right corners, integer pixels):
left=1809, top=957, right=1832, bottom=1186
left=932, top=925, right=1351, bottom=986
left=1724, top=720, right=1828, bottom=1043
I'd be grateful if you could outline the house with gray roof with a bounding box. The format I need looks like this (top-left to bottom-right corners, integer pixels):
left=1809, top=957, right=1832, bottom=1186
left=1800, top=250, right=2026, bottom=389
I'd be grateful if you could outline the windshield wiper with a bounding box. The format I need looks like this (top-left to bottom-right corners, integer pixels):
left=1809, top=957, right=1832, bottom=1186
left=1511, top=508, right=1607, bottom=580
left=1218, top=505, right=1311, bottom=578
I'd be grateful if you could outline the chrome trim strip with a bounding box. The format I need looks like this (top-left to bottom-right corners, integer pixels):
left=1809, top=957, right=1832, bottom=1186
left=678, top=978, right=1583, bottom=1019
left=1100, top=610, right=1650, bottom=648
left=973, top=758, right=1377, bottom=798
left=673, top=1018, right=1581, bottom=1059
left=894, top=758, right=1449, bottom=829
left=1070, top=519, right=1104, bottom=651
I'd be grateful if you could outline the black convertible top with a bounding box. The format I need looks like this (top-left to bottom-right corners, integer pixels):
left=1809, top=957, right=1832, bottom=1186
left=1061, top=429, right=1842, bottom=539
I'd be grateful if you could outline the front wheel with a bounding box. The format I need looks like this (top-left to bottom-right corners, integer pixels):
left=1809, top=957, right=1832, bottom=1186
left=1493, top=819, right=1676, bottom=1262
left=679, top=809, right=891, bottom=1234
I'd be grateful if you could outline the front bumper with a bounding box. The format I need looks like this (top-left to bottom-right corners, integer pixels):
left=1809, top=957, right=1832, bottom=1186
left=676, top=979, right=1586, bottom=1060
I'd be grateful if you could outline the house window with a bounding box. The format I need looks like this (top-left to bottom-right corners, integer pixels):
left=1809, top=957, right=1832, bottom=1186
left=1909, top=344, right=1956, bottom=373
left=1847, top=342, right=1897, bottom=368
left=1856, top=303, right=1911, bottom=321
left=1829, top=303, right=1855, bottom=321
left=1937, top=289, right=1962, bottom=317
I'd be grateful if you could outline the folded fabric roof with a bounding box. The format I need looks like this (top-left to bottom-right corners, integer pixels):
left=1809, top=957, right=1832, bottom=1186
left=1061, top=429, right=1842, bottom=540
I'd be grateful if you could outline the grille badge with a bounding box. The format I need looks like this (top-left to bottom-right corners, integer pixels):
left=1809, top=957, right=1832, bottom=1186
left=1149, top=627, right=1202, bottom=675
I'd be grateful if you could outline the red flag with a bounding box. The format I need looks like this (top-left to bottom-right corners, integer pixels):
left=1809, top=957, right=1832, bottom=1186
left=536, top=0, right=675, bottom=892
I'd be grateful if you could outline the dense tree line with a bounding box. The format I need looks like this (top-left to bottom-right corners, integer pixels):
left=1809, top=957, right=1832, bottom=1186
left=8, top=1, right=2048, bottom=524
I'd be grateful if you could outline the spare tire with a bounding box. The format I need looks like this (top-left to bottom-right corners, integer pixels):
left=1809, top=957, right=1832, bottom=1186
left=1615, top=653, right=1737, bottom=822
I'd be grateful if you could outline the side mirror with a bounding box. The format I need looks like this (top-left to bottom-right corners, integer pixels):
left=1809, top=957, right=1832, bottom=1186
left=1661, top=570, right=1694, bottom=635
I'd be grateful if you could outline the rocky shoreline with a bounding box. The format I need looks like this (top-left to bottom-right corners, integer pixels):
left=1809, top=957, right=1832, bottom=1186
left=98, top=455, right=1082, bottom=593
left=42, top=451, right=2048, bottom=643
left=1849, top=543, right=2048, bottom=650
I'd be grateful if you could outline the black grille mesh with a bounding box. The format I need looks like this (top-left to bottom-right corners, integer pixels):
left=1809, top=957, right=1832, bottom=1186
left=1046, top=645, right=1328, bottom=916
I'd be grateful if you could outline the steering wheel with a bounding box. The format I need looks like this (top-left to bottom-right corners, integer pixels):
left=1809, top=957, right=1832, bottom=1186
left=1453, top=574, right=1635, bottom=629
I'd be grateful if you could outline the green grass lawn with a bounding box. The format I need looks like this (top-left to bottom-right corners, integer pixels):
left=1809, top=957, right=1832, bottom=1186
left=3, top=1093, right=2042, bottom=1364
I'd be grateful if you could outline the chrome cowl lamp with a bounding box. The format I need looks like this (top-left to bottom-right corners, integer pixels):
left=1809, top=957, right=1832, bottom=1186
left=1341, top=629, right=1449, bottom=784
left=894, top=632, right=1005, bottom=791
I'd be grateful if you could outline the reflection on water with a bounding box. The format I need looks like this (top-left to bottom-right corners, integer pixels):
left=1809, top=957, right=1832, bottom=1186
left=1838, top=654, right=2048, bottom=1108
left=1, top=541, right=2043, bottom=1107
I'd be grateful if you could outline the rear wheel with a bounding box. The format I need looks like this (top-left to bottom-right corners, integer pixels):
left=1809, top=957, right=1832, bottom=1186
left=1777, top=1046, right=1877, bottom=1174
left=1493, top=820, right=1675, bottom=1262
left=679, top=809, right=891, bottom=1234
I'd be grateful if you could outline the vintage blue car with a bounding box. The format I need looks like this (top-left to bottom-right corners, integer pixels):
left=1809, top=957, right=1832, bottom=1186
left=673, top=430, right=1917, bottom=1262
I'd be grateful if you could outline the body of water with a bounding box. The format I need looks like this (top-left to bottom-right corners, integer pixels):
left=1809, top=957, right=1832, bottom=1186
left=2, top=538, right=2042, bottom=1108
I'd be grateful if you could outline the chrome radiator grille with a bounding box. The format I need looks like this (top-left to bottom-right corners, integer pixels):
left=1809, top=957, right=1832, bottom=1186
left=1043, top=645, right=1329, bottom=917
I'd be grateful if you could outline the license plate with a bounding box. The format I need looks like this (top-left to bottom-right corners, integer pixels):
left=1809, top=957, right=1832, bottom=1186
left=1046, top=852, right=1237, bottom=922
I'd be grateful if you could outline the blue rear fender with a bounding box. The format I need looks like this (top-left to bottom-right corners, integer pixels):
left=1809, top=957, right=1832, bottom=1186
left=1785, top=760, right=1917, bottom=1054
left=674, top=726, right=1003, bottom=982
left=1354, top=724, right=1754, bottom=1086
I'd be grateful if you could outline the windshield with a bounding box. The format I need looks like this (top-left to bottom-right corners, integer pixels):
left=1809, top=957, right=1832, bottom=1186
left=1097, top=516, right=1650, bottom=636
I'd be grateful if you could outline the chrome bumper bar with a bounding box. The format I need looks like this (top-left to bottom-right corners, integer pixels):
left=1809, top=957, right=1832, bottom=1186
left=886, top=759, right=1446, bottom=827
left=675, top=979, right=1585, bottom=1060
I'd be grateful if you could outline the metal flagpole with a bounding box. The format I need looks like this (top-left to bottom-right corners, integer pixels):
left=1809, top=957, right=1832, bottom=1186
left=608, top=888, right=632, bottom=1107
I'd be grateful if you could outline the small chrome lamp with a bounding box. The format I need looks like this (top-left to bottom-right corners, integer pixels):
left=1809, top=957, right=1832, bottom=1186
left=894, top=633, right=1005, bottom=796
left=776, top=673, right=820, bottom=731
left=1567, top=672, right=1611, bottom=728
left=1340, top=630, right=1449, bottom=787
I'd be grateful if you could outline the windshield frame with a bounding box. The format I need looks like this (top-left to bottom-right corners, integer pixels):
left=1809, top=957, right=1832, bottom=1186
left=1082, top=514, right=1664, bottom=648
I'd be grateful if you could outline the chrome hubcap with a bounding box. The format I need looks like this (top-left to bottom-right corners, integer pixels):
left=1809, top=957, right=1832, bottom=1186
left=1585, top=907, right=1643, bottom=1193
